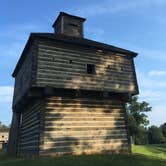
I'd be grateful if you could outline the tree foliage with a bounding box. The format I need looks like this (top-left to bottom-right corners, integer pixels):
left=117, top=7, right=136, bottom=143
left=148, top=126, right=166, bottom=144
left=160, top=123, right=166, bottom=138
left=0, top=121, right=10, bottom=130
left=126, top=96, right=152, bottom=144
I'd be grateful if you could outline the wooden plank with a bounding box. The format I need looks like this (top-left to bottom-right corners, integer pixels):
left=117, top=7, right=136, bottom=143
left=36, top=42, right=136, bottom=93
left=36, top=80, right=135, bottom=92
left=44, top=125, right=126, bottom=129
left=38, top=44, right=130, bottom=64
left=41, top=143, right=128, bottom=153
left=44, top=129, right=127, bottom=137
left=44, top=117, right=125, bottom=121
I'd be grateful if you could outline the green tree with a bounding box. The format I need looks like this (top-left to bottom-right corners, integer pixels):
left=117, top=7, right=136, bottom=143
left=0, top=121, right=9, bottom=130
left=126, top=96, right=152, bottom=144
left=160, top=123, right=166, bottom=138
left=148, top=125, right=166, bottom=144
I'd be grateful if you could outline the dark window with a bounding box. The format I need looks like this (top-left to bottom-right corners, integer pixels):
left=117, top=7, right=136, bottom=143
left=87, top=64, right=95, bottom=74
left=68, top=23, right=78, bottom=27
left=69, top=60, right=72, bottom=64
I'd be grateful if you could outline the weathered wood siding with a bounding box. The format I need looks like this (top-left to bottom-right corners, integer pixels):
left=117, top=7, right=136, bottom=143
left=13, top=43, right=37, bottom=106
left=18, top=100, right=43, bottom=156
left=62, top=16, right=84, bottom=37
left=36, top=41, right=137, bottom=93
left=40, top=97, right=130, bottom=156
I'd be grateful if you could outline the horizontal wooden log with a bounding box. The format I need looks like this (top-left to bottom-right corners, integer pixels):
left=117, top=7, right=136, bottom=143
left=39, top=148, right=129, bottom=156
left=38, top=44, right=131, bottom=64
left=36, top=42, right=136, bottom=93
left=19, top=145, right=39, bottom=150
left=42, top=142, right=128, bottom=150
left=21, top=120, right=39, bottom=131
left=44, top=129, right=127, bottom=137
left=44, top=120, right=125, bottom=125
left=20, top=139, right=39, bottom=145
left=20, top=134, right=39, bottom=142
left=36, top=80, right=135, bottom=92
left=20, top=129, right=39, bottom=141
left=36, top=75, right=134, bottom=86
left=37, top=60, right=133, bottom=77
left=40, top=144, right=129, bottom=154
left=44, top=117, right=124, bottom=121
left=42, top=138, right=128, bottom=145
left=45, top=113, right=124, bottom=119
left=36, top=73, right=134, bottom=87
left=44, top=126, right=126, bottom=132
left=38, top=56, right=132, bottom=72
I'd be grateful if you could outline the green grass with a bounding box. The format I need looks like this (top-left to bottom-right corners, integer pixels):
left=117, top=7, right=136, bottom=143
left=0, top=145, right=166, bottom=166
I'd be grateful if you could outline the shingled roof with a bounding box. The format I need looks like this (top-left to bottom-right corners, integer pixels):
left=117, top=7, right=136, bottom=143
left=12, top=33, right=138, bottom=77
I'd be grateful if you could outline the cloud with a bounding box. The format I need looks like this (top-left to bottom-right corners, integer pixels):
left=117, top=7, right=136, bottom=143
left=139, top=89, right=165, bottom=102
left=0, top=86, right=14, bottom=103
left=148, top=105, right=166, bottom=126
left=0, top=23, right=44, bottom=58
left=137, top=70, right=166, bottom=125
left=137, top=70, right=166, bottom=102
left=72, top=0, right=166, bottom=17
left=148, top=70, right=166, bottom=77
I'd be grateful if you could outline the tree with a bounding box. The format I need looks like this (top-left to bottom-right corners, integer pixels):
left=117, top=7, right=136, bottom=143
left=0, top=121, right=10, bottom=130
left=126, top=96, right=152, bottom=144
left=148, top=125, right=166, bottom=144
left=160, top=123, right=166, bottom=138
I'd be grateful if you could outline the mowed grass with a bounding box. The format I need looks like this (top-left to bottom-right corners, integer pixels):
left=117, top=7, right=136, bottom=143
left=0, top=145, right=166, bottom=166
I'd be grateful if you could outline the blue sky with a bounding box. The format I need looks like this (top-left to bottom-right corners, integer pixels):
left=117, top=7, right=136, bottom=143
left=0, top=0, right=166, bottom=126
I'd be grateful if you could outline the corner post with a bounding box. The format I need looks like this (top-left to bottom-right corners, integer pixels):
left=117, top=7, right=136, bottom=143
left=7, top=110, right=21, bottom=156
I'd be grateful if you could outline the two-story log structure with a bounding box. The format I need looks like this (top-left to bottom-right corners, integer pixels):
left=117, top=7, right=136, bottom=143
left=8, top=12, right=139, bottom=156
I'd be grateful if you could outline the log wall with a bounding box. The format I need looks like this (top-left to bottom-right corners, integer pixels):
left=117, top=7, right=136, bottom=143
left=13, top=42, right=37, bottom=106
left=40, top=97, right=130, bottom=156
left=36, top=41, right=137, bottom=93
left=18, top=100, right=43, bottom=156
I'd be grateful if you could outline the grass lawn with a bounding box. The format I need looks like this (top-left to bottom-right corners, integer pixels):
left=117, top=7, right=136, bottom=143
left=0, top=145, right=166, bottom=166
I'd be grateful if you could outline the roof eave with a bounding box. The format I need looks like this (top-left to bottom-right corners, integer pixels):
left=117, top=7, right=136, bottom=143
left=52, top=12, right=86, bottom=28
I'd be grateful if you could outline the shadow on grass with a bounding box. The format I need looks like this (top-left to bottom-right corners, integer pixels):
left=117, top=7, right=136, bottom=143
left=0, top=151, right=166, bottom=166
left=143, top=144, right=166, bottom=154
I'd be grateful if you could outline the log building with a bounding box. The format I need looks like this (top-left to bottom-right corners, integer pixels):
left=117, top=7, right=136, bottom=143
left=0, top=128, right=9, bottom=150
left=8, top=12, right=139, bottom=156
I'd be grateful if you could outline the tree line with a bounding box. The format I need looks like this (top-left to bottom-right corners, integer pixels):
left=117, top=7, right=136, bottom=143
left=0, top=96, right=165, bottom=145
left=126, top=96, right=166, bottom=145
left=0, top=122, right=10, bottom=131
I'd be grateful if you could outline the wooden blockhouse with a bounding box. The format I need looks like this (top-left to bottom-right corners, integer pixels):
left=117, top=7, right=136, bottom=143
left=8, top=12, right=139, bottom=156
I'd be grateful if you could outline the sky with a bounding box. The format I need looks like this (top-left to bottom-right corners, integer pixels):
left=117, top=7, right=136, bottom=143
left=0, top=0, right=166, bottom=126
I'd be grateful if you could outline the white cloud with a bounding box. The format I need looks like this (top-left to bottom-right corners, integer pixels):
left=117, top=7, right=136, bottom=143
left=137, top=71, right=166, bottom=90
left=148, top=105, right=166, bottom=126
left=137, top=70, right=166, bottom=125
left=148, top=70, right=166, bottom=77
left=0, top=86, right=14, bottom=103
left=137, top=69, right=166, bottom=110
left=139, top=89, right=165, bottom=101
